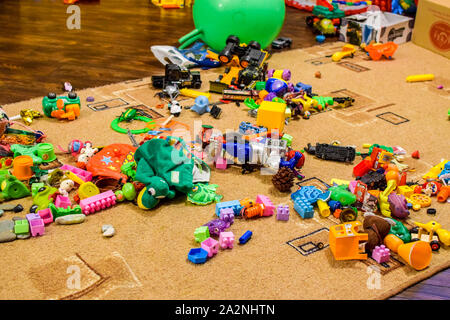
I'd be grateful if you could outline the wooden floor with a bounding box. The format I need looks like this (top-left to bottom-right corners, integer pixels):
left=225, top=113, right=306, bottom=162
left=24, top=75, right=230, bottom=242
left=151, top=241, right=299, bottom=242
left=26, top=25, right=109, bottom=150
left=0, top=0, right=448, bottom=300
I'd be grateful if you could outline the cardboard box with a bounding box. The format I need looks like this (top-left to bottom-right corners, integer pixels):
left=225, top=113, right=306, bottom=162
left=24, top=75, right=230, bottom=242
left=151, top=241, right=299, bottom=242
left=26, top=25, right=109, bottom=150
left=339, top=11, right=414, bottom=45
left=412, top=0, right=450, bottom=59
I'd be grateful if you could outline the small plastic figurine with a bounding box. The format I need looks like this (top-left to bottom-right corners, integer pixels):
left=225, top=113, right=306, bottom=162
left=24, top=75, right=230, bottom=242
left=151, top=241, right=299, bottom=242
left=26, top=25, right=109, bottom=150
left=168, top=101, right=182, bottom=117
left=58, top=179, right=75, bottom=198
left=76, top=142, right=98, bottom=168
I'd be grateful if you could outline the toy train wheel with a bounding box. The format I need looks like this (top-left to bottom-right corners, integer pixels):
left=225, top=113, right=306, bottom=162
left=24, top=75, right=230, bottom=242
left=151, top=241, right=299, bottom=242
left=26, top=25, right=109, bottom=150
left=47, top=92, right=57, bottom=99
left=219, top=55, right=231, bottom=64
left=68, top=92, right=77, bottom=99
left=248, top=41, right=261, bottom=51
left=430, top=240, right=440, bottom=251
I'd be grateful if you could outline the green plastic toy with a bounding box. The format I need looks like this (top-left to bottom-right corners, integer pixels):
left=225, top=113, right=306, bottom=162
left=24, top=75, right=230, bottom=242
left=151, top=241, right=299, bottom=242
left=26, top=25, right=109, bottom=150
left=42, top=92, right=81, bottom=118
left=244, top=98, right=260, bottom=110
left=115, top=182, right=137, bottom=202
left=31, top=182, right=45, bottom=197
left=178, top=0, right=286, bottom=51
left=121, top=161, right=137, bottom=180
left=388, top=218, right=411, bottom=243
left=312, top=96, right=334, bottom=110
left=329, top=184, right=356, bottom=206
left=111, top=109, right=155, bottom=135
left=14, top=219, right=29, bottom=235
left=0, top=174, right=31, bottom=202
left=33, top=185, right=58, bottom=211
left=194, top=226, right=210, bottom=243
left=187, top=183, right=223, bottom=205
left=49, top=203, right=82, bottom=220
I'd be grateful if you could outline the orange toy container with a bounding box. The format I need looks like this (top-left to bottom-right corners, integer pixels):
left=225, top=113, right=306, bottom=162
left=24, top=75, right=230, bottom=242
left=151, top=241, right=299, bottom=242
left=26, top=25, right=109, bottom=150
left=329, top=221, right=368, bottom=260
left=12, top=155, right=34, bottom=180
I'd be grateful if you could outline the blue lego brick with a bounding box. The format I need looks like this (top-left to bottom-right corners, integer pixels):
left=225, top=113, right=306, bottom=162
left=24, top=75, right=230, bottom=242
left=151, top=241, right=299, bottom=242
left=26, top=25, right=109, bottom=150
left=215, top=200, right=243, bottom=217
left=239, top=230, right=253, bottom=244
left=291, top=186, right=327, bottom=219
left=188, top=248, right=208, bottom=264
left=293, top=198, right=314, bottom=219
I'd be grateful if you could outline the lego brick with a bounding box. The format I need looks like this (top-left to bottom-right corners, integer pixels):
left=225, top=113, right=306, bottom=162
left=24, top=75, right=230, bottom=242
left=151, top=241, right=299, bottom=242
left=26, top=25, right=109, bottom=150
left=55, top=195, right=71, bottom=209
left=215, top=200, right=243, bottom=217
left=38, top=208, right=53, bottom=225
left=255, top=194, right=275, bottom=216
left=256, top=101, right=286, bottom=132
left=219, top=231, right=235, bottom=249
left=219, top=208, right=234, bottom=225
left=201, top=238, right=219, bottom=257
left=194, top=226, right=210, bottom=243
left=276, top=205, right=290, bottom=221
left=29, top=218, right=45, bottom=237
left=187, top=248, right=208, bottom=264
left=59, top=164, right=93, bottom=182
left=372, top=245, right=390, bottom=264
left=14, top=219, right=29, bottom=235
left=80, top=190, right=117, bottom=215
left=239, top=230, right=253, bottom=244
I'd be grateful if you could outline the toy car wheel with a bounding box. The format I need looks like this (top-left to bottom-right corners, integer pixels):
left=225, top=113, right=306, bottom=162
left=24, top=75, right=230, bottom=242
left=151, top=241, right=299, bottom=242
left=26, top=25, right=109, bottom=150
left=430, top=240, right=440, bottom=251
left=226, top=35, right=240, bottom=45
left=193, top=82, right=201, bottom=89
left=68, top=92, right=78, bottom=99
left=248, top=41, right=261, bottom=51
left=410, top=227, right=419, bottom=234
left=411, top=238, right=420, bottom=242
left=317, top=242, right=324, bottom=249
left=47, top=92, right=57, bottom=99
left=219, top=54, right=231, bottom=64
left=240, top=57, right=250, bottom=68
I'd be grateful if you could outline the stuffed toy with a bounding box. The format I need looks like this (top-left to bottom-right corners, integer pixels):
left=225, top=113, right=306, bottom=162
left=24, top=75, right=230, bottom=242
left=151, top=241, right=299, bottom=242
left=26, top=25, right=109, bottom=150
left=363, top=212, right=392, bottom=252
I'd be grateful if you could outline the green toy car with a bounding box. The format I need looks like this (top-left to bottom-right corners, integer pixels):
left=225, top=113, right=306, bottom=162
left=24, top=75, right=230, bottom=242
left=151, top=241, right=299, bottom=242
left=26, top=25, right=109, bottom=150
left=42, top=92, right=81, bottom=120
left=0, top=173, right=31, bottom=202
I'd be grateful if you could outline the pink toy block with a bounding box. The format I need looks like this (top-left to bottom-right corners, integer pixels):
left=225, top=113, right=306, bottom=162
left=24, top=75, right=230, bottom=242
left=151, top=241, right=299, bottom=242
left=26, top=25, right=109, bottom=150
left=219, top=208, right=234, bottom=225
left=201, top=237, right=219, bottom=257
left=55, top=195, right=71, bottom=209
left=255, top=194, right=275, bottom=216
left=349, top=180, right=358, bottom=193
left=38, top=208, right=53, bottom=225
left=219, top=231, right=235, bottom=249
left=26, top=213, right=40, bottom=223
left=59, top=164, right=93, bottom=182
left=276, top=205, right=290, bottom=221
left=372, top=245, right=390, bottom=264
left=29, top=218, right=45, bottom=237
left=215, top=156, right=227, bottom=170
left=80, top=190, right=117, bottom=215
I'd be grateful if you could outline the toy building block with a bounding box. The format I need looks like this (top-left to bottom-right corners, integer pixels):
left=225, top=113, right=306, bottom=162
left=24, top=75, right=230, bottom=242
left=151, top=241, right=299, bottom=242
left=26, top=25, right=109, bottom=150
left=281, top=134, right=293, bottom=147
left=80, top=190, right=117, bottom=215
left=26, top=213, right=41, bottom=223
left=49, top=203, right=82, bottom=220
left=187, top=248, right=209, bottom=264
left=329, top=221, right=368, bottom=260
left=60, top=164, right=93, bottom=182
left=239, top=230, right=253, bottom=244
left=55, top=195, right=71, bottom=209
left=38, top=208, right=53, bottom=225
left=201, top=237, right=219, bottom=257
left=215, top=156, right=228, bottom=170
left=215, top=200, right=243, bottom=217
left=203, top=219, right=230, bottom=236
left=29, top=217, right=45, bottom=237
left=255, top=194, right=275, bottom=216
left=219, top=231, right=235, bottom=249
left=291, top=186, right=330, bottom=219
left=194, top=226, right=210, bottom=243
left=219, top=208, right=235, bottom=225
left=276, top=205, right=290, bottom=221
left=256, top=101, right=287, bottom=132
left=372, top=245, right=390, bottom=264
left=14, top=219, right=29, bottom=235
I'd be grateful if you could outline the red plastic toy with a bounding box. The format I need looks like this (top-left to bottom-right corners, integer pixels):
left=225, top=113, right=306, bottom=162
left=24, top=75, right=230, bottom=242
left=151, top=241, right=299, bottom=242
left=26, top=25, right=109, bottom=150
left=365, top=42, right=398, bottom=61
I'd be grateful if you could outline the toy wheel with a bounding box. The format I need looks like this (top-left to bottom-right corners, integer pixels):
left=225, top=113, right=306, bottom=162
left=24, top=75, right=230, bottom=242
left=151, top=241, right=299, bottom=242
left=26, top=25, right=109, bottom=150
left=219, top=54, right=231, bottom=64
left=430, top=240, right=440, bottom=251
left=226, top=35, right=240, bottom=45
left=47, top=92, right=57, bottom=99
left=68, top=92, right=77, bottom=99
left=410, top=194, right=432, bottom=208
left=240, top=57, right=250, bottom=68
left=317, top=242, right=324, bottom=249
left=248, top=41, right=261, bottom=51
left=411, top=238, right=420, bottom=242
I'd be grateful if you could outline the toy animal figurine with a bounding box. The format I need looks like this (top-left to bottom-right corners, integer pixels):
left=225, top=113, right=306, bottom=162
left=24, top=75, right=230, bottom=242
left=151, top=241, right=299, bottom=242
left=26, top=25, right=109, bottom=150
left=363, top=212, right=392, bottom=252
left=388, top=192, right=410, bottom=219
left=0, top=174, right=31, bottom=202
left=76, top=142, right=98, bottom=169
left=58, top=179, right=75, bottom=198
left=187, top=183, right=223, bottom=205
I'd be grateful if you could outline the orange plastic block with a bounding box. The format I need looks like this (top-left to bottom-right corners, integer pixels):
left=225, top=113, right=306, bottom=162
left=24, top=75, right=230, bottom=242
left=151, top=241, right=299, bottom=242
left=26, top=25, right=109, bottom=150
left=256, top=101, right=286, bottom=132
left=329, top=221, right=368, bottom=260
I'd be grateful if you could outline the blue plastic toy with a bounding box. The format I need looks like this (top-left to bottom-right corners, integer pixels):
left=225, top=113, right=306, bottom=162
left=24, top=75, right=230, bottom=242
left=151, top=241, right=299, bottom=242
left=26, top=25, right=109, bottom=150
left=188, top=248, right=209, bottom=264
left=291, top=186, right=331, bottom=219
left=239, top=230, right=253, bottom=244
left=190, top=96, right=211, bottom=115
left=215, top=200, right=244, bottom=217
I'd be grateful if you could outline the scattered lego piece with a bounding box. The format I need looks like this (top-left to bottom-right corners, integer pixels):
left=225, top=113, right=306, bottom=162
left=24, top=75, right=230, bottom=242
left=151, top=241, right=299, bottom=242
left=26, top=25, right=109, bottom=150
left=239, top=230, right=253, bottom=244
left=37, top=208, right=53, bottom=225
left=219, top=231, right=235, bottom=249
left=201, top=237, right=219, bottom=257
left=14, top=219, right=29, bottom=235
left=203, top=219, right=230, bottom=237
left=80, top=190, right=117, bottom=215
left=55, top=195, right=71, bottom=209
left=215, top=200, right=243, bottom=217
left=219, top=208, right=234, bottom=226
left=86, top=96, right=95, bottom=102
left=329, top=221, right=368, bottom=260
left=194, top=226, right=210, bottom=243
left=437, top=85, right=444, bottom=89
left=29, top=217, right=45, bottom=237
left=187, top=248, right=208, bottom=264
left=276, top=205, right=289, bottom=221
left=372, top=245, right=390, bottom=264
left=411, top=150, right=420, bottom=159
left=255, top=194, right=275, bottom=216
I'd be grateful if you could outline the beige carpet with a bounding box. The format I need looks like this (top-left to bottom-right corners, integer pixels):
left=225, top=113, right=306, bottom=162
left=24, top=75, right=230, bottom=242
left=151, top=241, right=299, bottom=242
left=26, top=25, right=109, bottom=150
left=0, top=42, right=449, bottom=300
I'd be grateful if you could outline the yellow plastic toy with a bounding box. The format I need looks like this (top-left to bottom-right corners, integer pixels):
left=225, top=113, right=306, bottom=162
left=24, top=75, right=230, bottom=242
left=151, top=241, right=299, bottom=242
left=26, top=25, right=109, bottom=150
left=406, top=74, right=435, bottom=82
left=179, top=88, right=211, bottom=99
left=413, top=221, right=450, bottom=250
left=256, top=101, right=287, bottom=132
left=330, top=178, right=350, bottom=186
left=64, top=171, right=84, bottom=186
left=317, top=199, right=330, bottom=218
left=151, top=0, right=192, bottom=8
left=78, top=182, right=100, bottom=200
left=409, top=193, right=432, bottom=208
left=291, top=93, right=319, bottom=113
left=379, top=179, right=396, bottom=217
left=331, top=44, right=356, bottom=62
left=329, top=221, right=368, bottom=260
left=423, top=160, right=449, bottom=180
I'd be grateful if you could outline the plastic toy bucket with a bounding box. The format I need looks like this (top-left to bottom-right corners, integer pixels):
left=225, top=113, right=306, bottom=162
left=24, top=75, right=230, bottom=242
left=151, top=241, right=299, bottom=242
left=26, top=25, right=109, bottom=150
left=12, top=155, right=34, bottom=180
left=398, top=241, right=432, bottom=271
left=37, top=143, right=56, bottom=162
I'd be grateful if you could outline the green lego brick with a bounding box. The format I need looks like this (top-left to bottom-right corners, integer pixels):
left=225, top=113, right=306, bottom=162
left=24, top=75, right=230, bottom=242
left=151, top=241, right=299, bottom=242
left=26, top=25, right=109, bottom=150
left=194, top=226, right=210, bottom=243
left=14, top=219, right=29, bottom=235
left=281, top=134, right=293, bottom=147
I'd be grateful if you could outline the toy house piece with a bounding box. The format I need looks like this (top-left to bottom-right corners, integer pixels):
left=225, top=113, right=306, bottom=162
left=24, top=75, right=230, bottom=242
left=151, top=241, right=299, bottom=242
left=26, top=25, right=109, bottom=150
left=256, top=194, right=275, bottom=216
left=329, top=221, right=368, bottom=260
left=201, top=238, right=219, bottom=257
left=219, top=231, right=235, bottom=249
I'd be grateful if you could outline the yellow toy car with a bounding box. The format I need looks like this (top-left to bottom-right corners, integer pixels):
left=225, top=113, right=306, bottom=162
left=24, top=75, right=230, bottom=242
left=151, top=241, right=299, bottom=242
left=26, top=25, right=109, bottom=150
left=331, top=44, right=356, bottom=62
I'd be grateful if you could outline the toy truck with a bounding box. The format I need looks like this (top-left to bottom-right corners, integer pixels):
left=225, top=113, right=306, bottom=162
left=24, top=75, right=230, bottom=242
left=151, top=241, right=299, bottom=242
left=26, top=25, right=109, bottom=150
left=42, top=92, right=81, bottom=120
left=151, top=63, right=201, bottom=89
left=305, top=143, right=356, bottom=163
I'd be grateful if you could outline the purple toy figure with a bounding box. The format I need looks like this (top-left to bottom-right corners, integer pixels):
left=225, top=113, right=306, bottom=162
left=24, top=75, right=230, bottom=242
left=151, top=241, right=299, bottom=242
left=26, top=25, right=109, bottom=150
left=388, top=193, right=409, bottom=219
left=276, top=205, right=289, bottom=221
left=372, top=245, right=390, bottom=264
left=219, top=208, right=234, bottom=226
left=203, top=219, right=230, bottom=237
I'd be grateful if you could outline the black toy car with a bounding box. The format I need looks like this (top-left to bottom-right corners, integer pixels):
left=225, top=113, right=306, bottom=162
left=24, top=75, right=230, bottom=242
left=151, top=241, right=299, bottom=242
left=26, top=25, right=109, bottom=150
left=271, top=37, right=292, bottom=50
left=305, top=143, right=356, bottom=163
left=218, top=35, right=266, bottom=68
left=152, top=63, right=201, bottom=89
left=359, top=171, right=387, bottom=191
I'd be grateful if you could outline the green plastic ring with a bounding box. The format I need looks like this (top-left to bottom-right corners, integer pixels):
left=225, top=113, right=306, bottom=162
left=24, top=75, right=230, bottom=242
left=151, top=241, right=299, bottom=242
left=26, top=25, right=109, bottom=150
left=111, top=116, right=156, bottom=134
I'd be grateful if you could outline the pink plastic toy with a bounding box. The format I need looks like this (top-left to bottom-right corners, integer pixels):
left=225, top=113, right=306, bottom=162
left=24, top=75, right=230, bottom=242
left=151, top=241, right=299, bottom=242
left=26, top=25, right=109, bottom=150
left=372, top=245, right=390, bottom=263
left=219, top=231, right=235, bottom=249
left=55, top=195, right=71, bottom=209
left=29, top=218, right=45, bottom=237
left=219, top=208, right=234, bottom=225
left=256, top=194, right=275, bottom=216
left=26, top=213, right=40, bottom=223
left=276, top=204, right=289, bottom=221
left=215, top=156, right=227, bottom=170
left=201, top=237, right=219, bottom=257
left=59, top=164, right=93, bottom=182
left=38, top=208, right=53, bottom=225
left=80, top=190, right=117, bottom=215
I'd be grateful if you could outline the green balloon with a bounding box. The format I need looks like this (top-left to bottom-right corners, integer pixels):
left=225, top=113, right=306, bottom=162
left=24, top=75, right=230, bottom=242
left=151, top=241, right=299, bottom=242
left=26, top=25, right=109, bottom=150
left=179, top=0, right=286, bottom=51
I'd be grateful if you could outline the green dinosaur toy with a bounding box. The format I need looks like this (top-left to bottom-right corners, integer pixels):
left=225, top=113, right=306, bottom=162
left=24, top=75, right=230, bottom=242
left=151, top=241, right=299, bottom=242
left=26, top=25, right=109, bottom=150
left=33, top=185, right=57, bottom=210
left=387, top=218, right=411, bottom=243
left=187, top=183, right=223, bottom=205
left=0, top=174, right=31, bottom=202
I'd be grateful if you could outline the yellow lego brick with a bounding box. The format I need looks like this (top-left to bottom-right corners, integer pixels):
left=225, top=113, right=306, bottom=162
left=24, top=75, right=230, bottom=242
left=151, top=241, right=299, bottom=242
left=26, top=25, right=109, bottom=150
left=256, top=101, right=286, bottom=132
left=397, top=185, right=414, bottom=198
